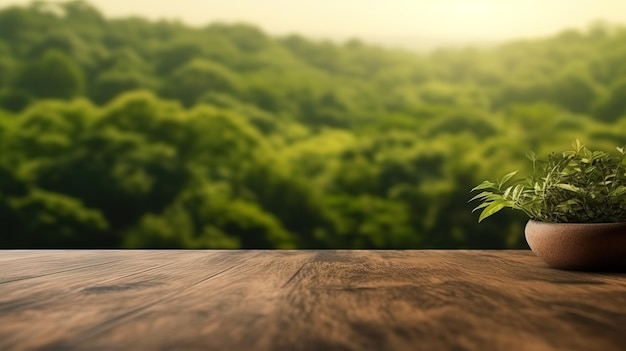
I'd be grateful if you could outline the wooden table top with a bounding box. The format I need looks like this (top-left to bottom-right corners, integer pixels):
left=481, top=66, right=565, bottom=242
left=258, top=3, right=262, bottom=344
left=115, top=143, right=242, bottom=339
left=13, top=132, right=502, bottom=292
left=1, top=250, right=625, bottom=351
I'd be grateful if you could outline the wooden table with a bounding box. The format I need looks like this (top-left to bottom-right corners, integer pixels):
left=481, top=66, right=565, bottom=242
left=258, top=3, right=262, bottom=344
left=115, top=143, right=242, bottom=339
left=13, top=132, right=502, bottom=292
left=1, top=250, right=625, bottom=351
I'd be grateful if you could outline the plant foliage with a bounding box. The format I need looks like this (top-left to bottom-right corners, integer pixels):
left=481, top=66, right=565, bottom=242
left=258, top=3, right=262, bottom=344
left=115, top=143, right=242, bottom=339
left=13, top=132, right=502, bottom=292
left=471, top=140, right=626, bottom=223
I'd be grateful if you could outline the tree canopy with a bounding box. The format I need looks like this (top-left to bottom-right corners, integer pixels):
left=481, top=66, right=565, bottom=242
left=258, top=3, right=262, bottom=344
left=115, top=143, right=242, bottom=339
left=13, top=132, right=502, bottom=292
left=1, top=1, right=625, bottom=248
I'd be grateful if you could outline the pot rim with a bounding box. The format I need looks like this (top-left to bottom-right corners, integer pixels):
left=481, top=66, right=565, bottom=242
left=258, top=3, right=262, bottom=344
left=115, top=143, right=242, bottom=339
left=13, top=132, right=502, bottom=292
left=527, top=219, right=626, bottom=226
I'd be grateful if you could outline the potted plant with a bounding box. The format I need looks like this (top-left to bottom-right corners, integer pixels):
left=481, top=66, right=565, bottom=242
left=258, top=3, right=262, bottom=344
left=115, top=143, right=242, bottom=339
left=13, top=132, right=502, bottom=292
left=471, top=140, right=626, bottom=270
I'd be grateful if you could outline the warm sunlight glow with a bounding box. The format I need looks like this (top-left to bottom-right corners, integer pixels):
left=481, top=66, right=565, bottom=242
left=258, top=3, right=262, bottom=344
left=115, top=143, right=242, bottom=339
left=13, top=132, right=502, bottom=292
left=419, top=0, right=509, bottom=39
left=1, top=0, right=626, bottom=47
left=447, top=0, right=499, bottom=15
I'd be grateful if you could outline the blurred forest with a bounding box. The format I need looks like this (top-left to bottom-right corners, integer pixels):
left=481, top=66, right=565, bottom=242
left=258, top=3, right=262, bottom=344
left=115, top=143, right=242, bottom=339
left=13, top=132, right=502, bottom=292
left=1, top=1, right=625, bottom=248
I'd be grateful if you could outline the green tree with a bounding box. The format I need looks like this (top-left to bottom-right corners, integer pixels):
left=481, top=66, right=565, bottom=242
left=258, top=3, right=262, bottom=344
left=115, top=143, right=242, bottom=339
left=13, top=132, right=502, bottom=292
left=594, top=78, right=626, bottom=122
left=4, top=189, right=109, bottom=248
left=92, top=69, right=159, bottom=104
left=154, top=41, right=206, bottom=75
left=163, top=59, right=241, bottom=107
left=16, top=49, right=85, bottom=99
left=548, top=63, right=600, bottom=113
left=0, top=41, right=15, bottom=89
left=124, top=184, right=295, bottom=248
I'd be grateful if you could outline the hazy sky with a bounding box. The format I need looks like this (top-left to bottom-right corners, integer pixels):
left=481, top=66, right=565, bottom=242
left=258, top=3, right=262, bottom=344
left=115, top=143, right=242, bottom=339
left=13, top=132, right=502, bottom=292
left=2, top=0, right=626, bottom=45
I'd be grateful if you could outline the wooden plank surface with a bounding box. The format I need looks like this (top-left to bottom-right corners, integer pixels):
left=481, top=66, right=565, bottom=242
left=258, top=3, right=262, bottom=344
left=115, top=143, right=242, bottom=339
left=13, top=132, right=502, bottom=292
left=1, top=250, right=625, bottom=351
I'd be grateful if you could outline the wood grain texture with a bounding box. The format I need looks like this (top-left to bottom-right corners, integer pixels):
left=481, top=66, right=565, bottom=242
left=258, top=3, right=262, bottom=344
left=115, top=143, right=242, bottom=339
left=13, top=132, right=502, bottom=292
left=1, top=250, right=625, bottom=351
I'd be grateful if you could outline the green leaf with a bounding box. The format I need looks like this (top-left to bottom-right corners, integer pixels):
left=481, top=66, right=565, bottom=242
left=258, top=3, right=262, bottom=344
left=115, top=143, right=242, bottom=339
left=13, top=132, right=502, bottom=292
left=511, top=184, right=525, bottom=200
left=555, top=183, right=580, bottom=192
left=557, top=199, right=580, bottom=207
left=499, top=170, right=519, bottom=186
left=502, top=185, right=515, bottom=199
left=469, top=191, right=492, bottom=202
left=471, top=202, right=491, bottom=213
left=478, top=200, right=509, bottom=223
left=610, top=186, right=626, bottom=197
left=584, top=166, right=596, bottom=173
left=562, top=150, right=576, bottom=158
left=471, top=181, right=496, bottom=192
left=572, top=139, right=582, bottom=152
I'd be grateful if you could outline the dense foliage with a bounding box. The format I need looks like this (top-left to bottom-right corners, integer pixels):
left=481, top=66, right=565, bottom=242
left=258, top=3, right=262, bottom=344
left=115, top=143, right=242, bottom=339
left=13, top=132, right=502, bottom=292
left=471, top=140, right=626, bottom=223
left=1, top=1, right=625, bottom=248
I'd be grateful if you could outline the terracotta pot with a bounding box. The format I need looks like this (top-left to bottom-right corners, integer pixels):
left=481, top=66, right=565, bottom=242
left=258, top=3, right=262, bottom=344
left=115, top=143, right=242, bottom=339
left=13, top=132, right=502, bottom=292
left=525, top=220, right=626, bottom=270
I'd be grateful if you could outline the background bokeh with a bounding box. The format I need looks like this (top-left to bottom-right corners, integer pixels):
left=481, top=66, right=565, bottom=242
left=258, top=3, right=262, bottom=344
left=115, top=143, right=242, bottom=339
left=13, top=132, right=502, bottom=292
left=0, top=1, right=625, bottom=248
